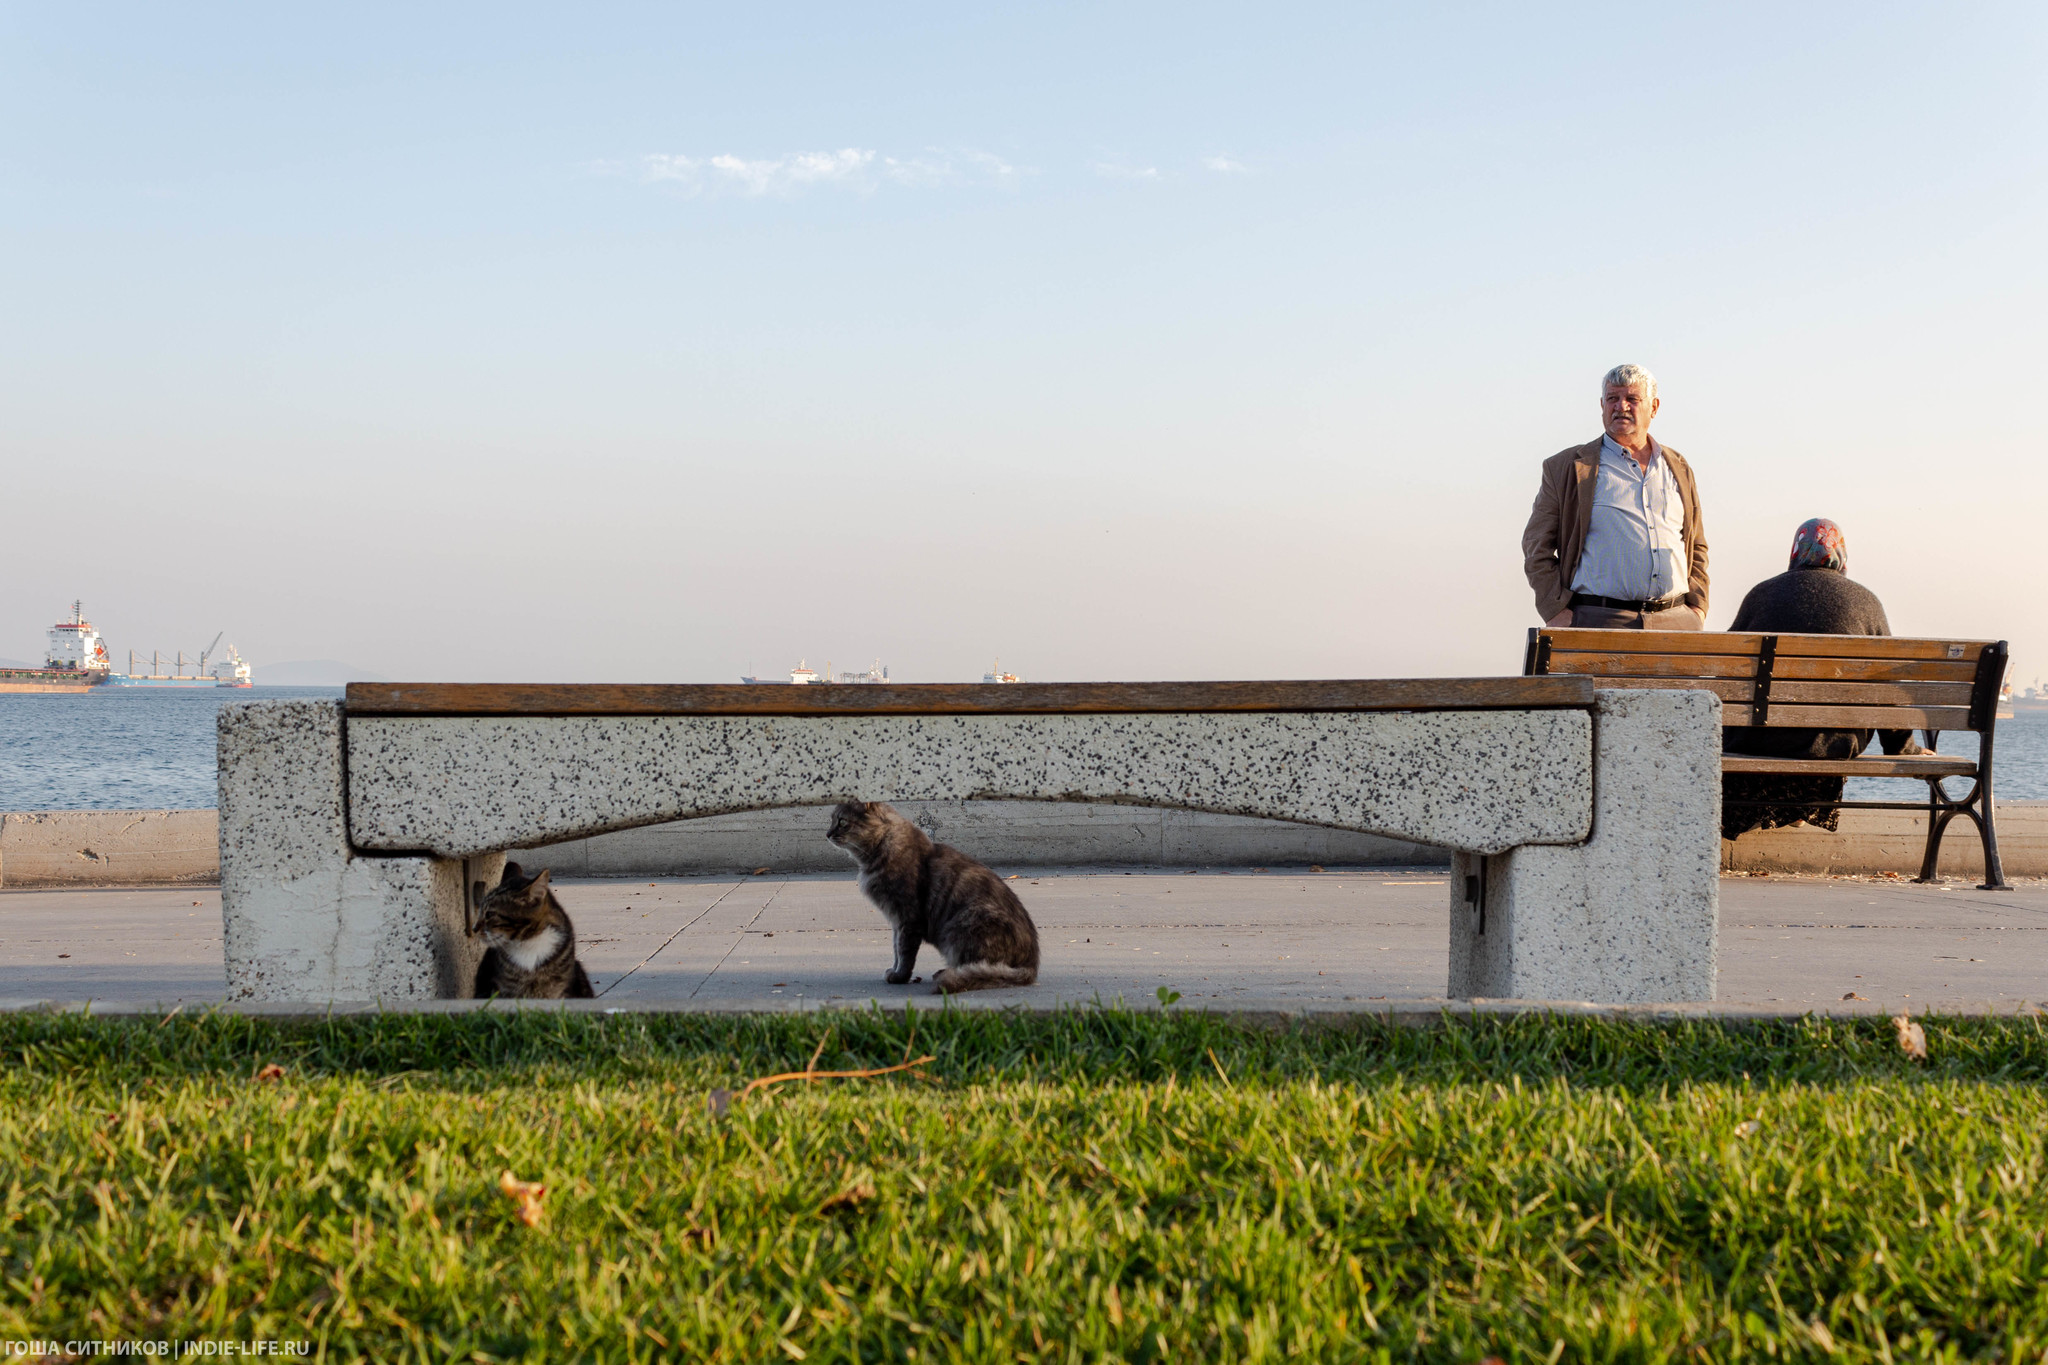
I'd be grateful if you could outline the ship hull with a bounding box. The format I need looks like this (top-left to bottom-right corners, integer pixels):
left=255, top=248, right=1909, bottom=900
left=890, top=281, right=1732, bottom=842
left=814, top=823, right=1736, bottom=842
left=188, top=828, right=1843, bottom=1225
left=0, top=671, right=112, bottom=694
left=106, top=675, right=244, bottom=688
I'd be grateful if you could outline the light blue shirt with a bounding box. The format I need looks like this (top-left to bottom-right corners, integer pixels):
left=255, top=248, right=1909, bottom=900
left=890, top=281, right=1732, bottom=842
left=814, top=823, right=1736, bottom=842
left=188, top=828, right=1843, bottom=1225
left=1570, top=435, right=1687, bottom=602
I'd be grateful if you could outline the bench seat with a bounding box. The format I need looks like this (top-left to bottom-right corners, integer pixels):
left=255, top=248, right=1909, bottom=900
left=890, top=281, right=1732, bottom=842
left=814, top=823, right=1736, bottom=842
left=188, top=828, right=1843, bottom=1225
left=1720, top=753, right=1978, bottom=778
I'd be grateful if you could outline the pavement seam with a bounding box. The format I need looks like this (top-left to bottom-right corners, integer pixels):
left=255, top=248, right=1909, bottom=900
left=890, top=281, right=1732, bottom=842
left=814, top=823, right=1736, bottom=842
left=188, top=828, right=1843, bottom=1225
left=595, top=879, right=746, bottom=999
left=687, top=880, right=786, bottom=1000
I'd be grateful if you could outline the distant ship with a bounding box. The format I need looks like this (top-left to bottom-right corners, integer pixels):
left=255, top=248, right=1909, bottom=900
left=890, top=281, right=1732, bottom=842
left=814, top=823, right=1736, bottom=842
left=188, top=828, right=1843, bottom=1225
left=982, top=658, right=1021, bottom=684
left=2005, top=681, right=2048, bottom=718
left=0, top=603, right=254, bottom=692
left=110, top=633, right=252, bottom=688
left=0, top=602, right=114, bottom=693
left=742, top=658, right=890, bottom=685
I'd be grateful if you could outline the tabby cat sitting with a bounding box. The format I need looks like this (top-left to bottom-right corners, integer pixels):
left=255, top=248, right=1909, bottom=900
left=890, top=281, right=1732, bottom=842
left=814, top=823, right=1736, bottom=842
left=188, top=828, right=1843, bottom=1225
left=471, top=862, right=595, bottom=999
left=826, top=800, right=1039, bottom=995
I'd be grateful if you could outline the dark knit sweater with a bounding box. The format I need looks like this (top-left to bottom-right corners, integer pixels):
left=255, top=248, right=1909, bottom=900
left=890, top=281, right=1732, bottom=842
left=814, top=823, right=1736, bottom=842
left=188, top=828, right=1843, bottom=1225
left=1724, top=568, right=1909, bottom=758
left=1729, top=568, right=1891, bottom=637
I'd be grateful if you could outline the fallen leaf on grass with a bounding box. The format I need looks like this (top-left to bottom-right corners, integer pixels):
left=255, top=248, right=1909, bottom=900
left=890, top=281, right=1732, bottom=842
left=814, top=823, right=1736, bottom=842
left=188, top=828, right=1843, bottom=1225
left=707, top=1089, right=732, bottom=1118
left=253, top=1064, right=286, bottom=1083
left=818, top=1185, right=875, bottom=1215
left=1734, top=1120, right=1760, bottom=1139
left=1842, top=992, right=1868, bottom=1001
left=498, top=1171, right=546, bottom=1226
left=1893, top=1013, right=1928, bottom=1061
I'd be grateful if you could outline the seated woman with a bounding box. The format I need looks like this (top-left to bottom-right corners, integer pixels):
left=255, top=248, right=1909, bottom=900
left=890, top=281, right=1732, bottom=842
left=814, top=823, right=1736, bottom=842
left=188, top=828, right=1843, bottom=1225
left=1722, top=518, right=1921, bottom=840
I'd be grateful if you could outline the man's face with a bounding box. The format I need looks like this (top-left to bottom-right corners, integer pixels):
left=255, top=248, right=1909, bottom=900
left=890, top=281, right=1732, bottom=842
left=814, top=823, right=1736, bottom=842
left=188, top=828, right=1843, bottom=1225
left=1601, top=382, right=1659, bottom=445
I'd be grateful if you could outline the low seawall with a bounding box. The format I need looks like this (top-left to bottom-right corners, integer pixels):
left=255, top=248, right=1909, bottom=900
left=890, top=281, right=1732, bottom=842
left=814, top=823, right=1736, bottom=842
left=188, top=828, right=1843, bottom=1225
left=1721, top=803, right=2048, bottom=879
left=0, top=810, right=222, bottom=887
left=6, top=802, right=2047, bottom=886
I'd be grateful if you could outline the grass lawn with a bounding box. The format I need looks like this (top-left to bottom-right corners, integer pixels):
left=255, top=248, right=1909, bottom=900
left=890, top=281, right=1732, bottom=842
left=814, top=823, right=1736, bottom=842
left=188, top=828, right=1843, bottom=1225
left=3, top=1008, right=2047, bottom=1363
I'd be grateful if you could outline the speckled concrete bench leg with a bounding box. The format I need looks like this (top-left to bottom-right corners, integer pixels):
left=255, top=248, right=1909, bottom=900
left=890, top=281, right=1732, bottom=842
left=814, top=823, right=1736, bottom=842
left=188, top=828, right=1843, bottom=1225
left=1447, top=689, right=1722, bottom=1004
left=218, top=701, right=496, bottom=1002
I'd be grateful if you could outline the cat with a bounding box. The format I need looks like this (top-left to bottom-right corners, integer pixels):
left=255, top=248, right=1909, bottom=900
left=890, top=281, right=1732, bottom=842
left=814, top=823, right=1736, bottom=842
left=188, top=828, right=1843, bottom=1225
left=470, top=862, right=595, bottom=999
left=826, top=800, right=1039, bottom=995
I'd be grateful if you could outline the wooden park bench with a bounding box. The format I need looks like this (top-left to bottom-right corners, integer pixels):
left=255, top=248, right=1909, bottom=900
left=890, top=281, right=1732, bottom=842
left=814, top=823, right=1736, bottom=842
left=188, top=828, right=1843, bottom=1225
left=217, top=676, right=1724, bottom=1004
left=1524, top=628, right=2010, bottom=888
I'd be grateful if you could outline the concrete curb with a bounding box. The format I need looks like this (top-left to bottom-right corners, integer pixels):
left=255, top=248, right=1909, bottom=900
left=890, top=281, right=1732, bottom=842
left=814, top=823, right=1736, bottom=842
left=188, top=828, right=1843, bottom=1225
left=4, top=995, right=2040, bottom=1024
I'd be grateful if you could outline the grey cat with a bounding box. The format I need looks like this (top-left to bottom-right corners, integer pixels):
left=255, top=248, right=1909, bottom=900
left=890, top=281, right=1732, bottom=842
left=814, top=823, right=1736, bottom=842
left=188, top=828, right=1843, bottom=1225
left=826, top=800, right=1039, bottom=994
left=471, top=862, right=595, bottom=999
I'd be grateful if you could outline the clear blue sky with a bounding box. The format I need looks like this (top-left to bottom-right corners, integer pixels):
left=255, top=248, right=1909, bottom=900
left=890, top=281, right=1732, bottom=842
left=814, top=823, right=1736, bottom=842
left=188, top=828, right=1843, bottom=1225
left=4, top=4, right=2043, bottom=684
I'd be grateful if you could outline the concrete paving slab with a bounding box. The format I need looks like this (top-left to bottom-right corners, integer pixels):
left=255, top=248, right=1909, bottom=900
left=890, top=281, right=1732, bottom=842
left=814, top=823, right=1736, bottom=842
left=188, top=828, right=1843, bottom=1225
left=4, top=869, right=2046, bottom=1016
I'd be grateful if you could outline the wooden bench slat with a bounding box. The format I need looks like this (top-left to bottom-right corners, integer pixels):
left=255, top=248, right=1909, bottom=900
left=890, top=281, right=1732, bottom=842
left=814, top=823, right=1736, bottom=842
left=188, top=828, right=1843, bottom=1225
left=1548, top=651, right=1758, bottom=678
left=1547, top=652, right=1981, bottom=684
left=344, top=677, right=1598, bottom=718
left=1767, top=681, right=1977, bottom=707
left=1719, top=704, right=1974, bottom=730
left=1541, top=630, right=1988, bottom=662
left=1557, top=678, right=1974, bottom=708
left=1721, top=754, right=1978, bottom=778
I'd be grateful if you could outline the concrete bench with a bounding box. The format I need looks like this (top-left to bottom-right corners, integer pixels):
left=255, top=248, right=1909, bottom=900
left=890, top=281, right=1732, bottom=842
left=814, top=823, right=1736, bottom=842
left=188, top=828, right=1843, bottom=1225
left=1526, top=629, right=2010, bottom=888
left=218, top=678, right=1721, bottom=1005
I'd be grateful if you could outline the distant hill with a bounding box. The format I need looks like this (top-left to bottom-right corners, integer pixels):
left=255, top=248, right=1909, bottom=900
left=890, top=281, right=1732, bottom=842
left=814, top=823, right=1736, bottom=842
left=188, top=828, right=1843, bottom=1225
left=255, top=660, right=390, bottom=685
left=0, top=658, right=34, bottom=669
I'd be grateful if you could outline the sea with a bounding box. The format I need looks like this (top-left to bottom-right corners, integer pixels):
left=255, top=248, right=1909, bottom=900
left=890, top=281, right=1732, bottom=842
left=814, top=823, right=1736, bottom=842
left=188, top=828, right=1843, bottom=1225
left=2, top=686, right=2046, bottom=811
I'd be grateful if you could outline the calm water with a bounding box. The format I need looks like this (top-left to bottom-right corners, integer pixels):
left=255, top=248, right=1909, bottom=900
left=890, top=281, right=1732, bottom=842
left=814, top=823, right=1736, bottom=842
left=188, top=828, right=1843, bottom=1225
left=2, top=687, right=2044, bottom=810
left=0, top=687, right=341, bottom=811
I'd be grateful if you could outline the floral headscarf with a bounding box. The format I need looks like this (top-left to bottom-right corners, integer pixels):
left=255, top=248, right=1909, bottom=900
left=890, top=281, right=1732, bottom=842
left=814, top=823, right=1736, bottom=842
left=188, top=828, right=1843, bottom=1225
left=1789, top=518, right=1847, bottom=573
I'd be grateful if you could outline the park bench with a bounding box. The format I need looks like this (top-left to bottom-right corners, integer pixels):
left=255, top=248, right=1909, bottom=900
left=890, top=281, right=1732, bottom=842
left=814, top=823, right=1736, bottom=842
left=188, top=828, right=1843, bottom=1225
left=1523, top=628, right=2009, bottom=888
left=217, top=677, right=1723, bottom=1005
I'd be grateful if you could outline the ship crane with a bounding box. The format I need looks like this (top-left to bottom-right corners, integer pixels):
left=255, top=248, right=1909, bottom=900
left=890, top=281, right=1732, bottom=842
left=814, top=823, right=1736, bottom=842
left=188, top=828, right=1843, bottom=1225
left=199, top=632, right=224, bottom=672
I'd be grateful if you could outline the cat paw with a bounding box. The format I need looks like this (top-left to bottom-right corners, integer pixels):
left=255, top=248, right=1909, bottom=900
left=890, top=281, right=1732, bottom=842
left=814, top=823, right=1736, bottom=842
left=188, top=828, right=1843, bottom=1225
left=884, top=970, right=912, bottom=985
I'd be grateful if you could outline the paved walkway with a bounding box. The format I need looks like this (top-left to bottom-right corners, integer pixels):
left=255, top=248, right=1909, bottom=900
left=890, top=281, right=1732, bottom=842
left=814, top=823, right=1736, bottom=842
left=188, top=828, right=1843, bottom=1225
left=3, top=868, right=2044, bottom=1014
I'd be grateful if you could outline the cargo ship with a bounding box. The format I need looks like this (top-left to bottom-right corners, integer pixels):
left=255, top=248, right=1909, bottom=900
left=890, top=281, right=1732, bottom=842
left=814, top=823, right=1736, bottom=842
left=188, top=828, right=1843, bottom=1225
left=741, top=658, right=890, bottom=685
left=2006, top=682, right=2048, bottom=718
left=0, top=602, right=114, bottom=693
left=110, top=634, right=253, bottom=688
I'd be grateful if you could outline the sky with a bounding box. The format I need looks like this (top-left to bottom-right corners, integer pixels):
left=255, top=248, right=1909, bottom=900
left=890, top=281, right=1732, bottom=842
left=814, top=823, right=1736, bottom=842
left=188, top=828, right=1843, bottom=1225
left=3, top=3, right=2044, bottom=686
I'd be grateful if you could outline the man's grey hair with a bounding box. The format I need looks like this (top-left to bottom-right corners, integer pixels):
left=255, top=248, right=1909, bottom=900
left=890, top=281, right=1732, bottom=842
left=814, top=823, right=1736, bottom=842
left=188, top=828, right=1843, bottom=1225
left=1602, top=363, right=1657, bottom=400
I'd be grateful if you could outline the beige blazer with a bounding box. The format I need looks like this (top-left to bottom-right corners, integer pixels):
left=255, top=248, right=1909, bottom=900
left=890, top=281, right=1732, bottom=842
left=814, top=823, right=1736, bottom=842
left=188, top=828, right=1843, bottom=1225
left=1522, top=437, right=1709, bottom=622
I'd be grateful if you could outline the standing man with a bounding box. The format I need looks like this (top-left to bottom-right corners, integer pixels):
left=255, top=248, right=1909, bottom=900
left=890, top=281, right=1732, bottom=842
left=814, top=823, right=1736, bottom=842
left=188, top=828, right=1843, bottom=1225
left=1522, top=363, right=1708, bottom=629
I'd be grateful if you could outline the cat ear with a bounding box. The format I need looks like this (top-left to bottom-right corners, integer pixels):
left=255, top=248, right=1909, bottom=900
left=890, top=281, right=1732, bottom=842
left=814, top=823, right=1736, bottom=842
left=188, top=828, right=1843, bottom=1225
left=528, top=868, right=552, bottom=894
left=500, top=861, right=525, bottom=885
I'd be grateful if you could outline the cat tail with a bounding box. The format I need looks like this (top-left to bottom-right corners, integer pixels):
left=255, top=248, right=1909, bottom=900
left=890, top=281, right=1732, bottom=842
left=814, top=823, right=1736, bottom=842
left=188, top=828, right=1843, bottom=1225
left=932, top=962, right=1037, bottom=995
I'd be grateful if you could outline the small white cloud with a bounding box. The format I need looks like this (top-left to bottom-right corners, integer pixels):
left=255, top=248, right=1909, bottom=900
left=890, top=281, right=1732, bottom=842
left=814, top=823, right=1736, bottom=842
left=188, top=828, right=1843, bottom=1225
left=1090, top=160, right=1161, bottom=181
left=1203, top=154, right=1250, bottom=174
left=626, top=147, right=1015, bottom=197
left=883, top=148, right=1019, bottom=189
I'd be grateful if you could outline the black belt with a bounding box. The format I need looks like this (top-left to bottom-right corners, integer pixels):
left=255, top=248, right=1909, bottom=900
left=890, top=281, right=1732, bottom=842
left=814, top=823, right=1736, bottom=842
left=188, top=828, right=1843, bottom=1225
left=1571, top=592, right=1686, bottom=614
